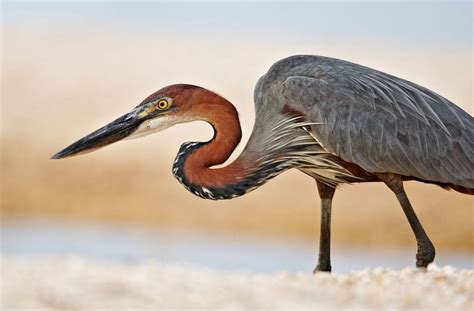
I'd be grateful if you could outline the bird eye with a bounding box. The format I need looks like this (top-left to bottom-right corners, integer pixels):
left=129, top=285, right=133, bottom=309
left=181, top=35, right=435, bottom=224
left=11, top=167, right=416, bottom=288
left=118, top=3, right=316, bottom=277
left=157, top=99, right=170, bottom=110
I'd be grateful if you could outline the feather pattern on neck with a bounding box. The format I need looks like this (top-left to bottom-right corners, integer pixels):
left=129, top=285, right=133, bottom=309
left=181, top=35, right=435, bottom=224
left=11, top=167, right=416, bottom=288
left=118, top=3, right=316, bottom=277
left=171, top=101, right=355, bottom=200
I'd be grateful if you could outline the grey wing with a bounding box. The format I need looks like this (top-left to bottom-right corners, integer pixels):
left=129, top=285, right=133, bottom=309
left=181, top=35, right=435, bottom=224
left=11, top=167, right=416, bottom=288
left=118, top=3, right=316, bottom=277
left=277, top=57, right=474, bottom=188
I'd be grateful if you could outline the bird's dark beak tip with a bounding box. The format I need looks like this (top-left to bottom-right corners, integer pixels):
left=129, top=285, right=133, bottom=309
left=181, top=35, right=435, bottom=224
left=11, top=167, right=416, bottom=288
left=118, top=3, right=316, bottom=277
left=51, top=151, right=67, bottom=160
left=50, top=153, right=62, bottom=160
left=51, top=148, right=75, bottom=160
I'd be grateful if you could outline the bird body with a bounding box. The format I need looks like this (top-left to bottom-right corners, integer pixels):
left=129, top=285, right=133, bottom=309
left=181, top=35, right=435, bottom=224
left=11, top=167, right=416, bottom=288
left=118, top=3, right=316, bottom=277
left=252, top=55, right=473, bottom=191
left=53, top=55, right=473, bottom=271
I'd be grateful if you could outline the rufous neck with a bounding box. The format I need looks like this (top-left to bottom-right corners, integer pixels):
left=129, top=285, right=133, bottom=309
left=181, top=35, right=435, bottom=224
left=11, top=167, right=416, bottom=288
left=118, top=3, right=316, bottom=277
left=191, top=101, right=242, bottom=168
left=179, top=95, right=245, bottom=189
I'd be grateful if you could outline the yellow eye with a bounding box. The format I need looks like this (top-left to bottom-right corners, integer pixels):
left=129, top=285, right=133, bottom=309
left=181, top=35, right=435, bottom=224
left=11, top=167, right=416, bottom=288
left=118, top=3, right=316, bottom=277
left=157, top=99, right=170, bottom=110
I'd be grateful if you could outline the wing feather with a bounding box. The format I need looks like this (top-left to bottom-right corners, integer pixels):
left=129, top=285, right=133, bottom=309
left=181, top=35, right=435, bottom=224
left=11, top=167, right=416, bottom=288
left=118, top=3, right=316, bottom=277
left=267, top=55, right=474, bottom=188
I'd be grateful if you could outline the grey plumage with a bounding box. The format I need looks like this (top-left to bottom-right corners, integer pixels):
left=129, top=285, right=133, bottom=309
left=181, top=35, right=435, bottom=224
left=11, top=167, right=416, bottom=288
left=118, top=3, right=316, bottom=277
left=250, top=55, right=473, bottom=188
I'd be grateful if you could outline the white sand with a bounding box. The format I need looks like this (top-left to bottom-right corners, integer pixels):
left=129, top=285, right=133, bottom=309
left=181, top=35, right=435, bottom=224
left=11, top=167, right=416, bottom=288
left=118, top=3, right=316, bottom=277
left=1, top=256, right=472, bottom=310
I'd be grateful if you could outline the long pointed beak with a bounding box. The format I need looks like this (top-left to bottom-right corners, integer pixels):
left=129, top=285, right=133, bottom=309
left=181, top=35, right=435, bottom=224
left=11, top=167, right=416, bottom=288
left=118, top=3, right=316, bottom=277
left=51, top=110, right=140, bottom=159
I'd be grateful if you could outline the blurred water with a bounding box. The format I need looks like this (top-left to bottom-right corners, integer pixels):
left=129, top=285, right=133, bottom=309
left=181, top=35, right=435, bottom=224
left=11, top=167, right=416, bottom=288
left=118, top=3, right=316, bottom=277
left=1, top=221, right=472, bottom=273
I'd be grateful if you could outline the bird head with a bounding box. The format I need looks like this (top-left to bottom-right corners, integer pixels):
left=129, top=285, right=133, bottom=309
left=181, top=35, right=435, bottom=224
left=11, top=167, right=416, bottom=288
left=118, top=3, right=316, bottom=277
left=51, top=84, right=234, bottom=159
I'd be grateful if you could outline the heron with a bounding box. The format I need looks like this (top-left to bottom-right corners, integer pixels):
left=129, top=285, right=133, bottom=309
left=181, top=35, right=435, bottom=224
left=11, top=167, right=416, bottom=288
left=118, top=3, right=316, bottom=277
left=52, top=55, right=473, bottom=272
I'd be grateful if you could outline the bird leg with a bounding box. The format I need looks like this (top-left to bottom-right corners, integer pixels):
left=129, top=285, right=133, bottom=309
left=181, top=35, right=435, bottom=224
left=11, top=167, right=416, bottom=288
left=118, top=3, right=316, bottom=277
left=314, top=181, right=336, bottom=273
left=377, top=173, right=436, bottom=268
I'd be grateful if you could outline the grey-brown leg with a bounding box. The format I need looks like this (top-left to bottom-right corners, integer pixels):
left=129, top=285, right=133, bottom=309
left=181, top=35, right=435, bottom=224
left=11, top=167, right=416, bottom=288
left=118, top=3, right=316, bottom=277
left=377, top=173, right=435, bottom=268
left=314, top=181, right=336, bottom=273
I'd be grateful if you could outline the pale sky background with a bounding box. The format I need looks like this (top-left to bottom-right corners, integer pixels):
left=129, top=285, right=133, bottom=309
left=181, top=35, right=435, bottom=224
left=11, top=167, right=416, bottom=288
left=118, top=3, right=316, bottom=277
left=3, top=1, right=472, bottom=48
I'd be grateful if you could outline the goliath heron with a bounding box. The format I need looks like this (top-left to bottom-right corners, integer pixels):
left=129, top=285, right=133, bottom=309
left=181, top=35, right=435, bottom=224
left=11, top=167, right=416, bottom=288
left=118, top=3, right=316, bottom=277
left=53, top=55, right=473, bottom=272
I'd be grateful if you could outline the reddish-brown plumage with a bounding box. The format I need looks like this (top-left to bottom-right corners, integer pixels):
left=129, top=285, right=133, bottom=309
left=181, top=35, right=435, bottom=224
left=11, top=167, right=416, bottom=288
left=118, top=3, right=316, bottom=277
left=336, top=156, right=474, bottom=194
left=150, top=84, right=247, bottom=188
left=139, top=84, right=204, bottom=106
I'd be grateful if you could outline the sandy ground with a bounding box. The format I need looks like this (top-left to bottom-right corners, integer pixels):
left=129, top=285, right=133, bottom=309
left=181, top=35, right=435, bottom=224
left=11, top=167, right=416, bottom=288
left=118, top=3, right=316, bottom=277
left=1, top=256, right=472, bottom=310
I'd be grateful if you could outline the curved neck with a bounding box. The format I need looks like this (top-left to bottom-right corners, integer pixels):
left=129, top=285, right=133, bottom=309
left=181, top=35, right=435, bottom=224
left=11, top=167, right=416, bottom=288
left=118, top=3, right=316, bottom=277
left=186, top=100, right=243, bottom=172
left=171, top=89, right=320, bottom=200
left=172, top=94, right=255, bottom=199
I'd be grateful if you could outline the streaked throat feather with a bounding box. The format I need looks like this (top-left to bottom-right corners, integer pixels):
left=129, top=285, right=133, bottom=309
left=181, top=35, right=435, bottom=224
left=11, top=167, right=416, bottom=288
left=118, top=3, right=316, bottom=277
left=172, top=116, right=357, bottom=200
